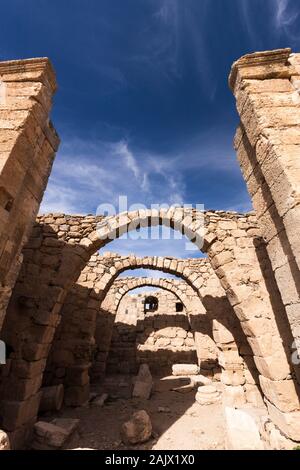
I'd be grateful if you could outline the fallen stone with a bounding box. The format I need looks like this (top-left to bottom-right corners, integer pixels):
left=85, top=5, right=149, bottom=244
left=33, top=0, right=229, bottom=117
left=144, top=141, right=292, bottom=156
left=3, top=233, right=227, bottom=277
left=91, top=393, right=108, bottom=407
left=172, top=364, right=200, bottom=376
left=51, top=418, right=80, bottom=436
left=195, top=385, right=221, bottom=405
left=32, top=418, right=80, bottom=450
left=225, top=407, right=264, bottom=450
left=132, top=364, right=153, bottom=400
left=32, top=421, right=70, bottom=449
left=191, top=375, right=212, bottom=386
left=121, top=410, right=152, bottom=445
left=0, top=430, right=10, bottom=450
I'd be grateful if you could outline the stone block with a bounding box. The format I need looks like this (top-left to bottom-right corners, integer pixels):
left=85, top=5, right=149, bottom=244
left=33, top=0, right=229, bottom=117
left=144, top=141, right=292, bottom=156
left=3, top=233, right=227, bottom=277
left=266, top=400, right=300, bottom=441
left=0, top=430, right=10, bottom=450
left=260, top=376, right=300, bottom=413
left=132, top=364, right=153, bottom=400
left=225, top=407, right=264, bottom=450
left=121, top=410, right=152, bottom=445
left=172, top=363, right=199, bottom=376
left=222, top=385, right=246, bottom=408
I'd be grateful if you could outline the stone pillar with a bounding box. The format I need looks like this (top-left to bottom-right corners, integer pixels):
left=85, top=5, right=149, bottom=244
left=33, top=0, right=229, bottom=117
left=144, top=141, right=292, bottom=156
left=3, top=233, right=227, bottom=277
left=213, top=319, right=247, bottom=407
left=229, top=49, right=300, bottom=359
left=0, top=58, right=59, bottom=330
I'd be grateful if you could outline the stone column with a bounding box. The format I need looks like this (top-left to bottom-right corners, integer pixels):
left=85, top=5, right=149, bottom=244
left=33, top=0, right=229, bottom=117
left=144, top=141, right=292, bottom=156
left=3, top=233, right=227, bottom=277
left=0, top=58, right=59, bottom=330
left=229, top=48, right=300, bottom=366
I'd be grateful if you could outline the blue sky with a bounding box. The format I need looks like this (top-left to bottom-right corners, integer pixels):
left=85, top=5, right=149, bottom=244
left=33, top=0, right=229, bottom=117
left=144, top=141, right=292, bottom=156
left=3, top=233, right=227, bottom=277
left=1, top=0, right=300, bottom=260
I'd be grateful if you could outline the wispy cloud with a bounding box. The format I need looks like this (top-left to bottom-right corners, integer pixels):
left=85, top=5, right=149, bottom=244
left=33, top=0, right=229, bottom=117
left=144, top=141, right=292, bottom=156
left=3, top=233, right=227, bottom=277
left=274, top=0, right=299, bottom=29
left=127, top=0, right=216, bottom=99
left=113, top=140, right=142, bottom=181
left=40, top=135, right=186, bottom=214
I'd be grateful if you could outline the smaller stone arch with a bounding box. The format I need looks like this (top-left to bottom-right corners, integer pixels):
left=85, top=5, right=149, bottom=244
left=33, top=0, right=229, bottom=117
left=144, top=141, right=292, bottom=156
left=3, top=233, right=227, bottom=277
left=111, top=277, right=195, bottom=314
left=104, top=278, right=201, bottom=376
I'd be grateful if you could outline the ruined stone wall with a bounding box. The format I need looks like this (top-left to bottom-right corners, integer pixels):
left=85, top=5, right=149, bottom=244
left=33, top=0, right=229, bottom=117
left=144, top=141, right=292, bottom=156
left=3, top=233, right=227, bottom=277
left=44, top=254, right=235, bottom=386
left=45, top=254, right=255, bottom=406
left=1, top=194, right=299, bottom=444
left=0, top=59, right=59, bottom=330
left=106, top=289, right=200, bottom=375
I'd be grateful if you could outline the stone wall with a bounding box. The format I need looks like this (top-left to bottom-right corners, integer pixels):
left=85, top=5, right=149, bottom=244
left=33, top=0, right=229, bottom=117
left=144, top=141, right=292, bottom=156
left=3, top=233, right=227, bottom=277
left=230, top=48, right=300, bottom=370
left=106, top=289, right=200, bottom=375
left=1, top=207, right=298, bottom=445
left=0, top=59, right=59, bottom=330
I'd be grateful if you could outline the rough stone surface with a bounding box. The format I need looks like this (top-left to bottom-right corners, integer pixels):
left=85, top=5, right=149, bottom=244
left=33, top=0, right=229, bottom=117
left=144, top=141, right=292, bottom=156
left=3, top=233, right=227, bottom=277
left=225, top=407, right=264, bottom=450
left=31, top=419, right=79, bottom=450
left=195, top=385, right=221, bottom=405
left=132, top=364, right=153, bottom=400
left=172, top=364, right=200, bottom=376
left=121, top=410, right=152, bottom=445
left=0, top=430, right=10, bottom=450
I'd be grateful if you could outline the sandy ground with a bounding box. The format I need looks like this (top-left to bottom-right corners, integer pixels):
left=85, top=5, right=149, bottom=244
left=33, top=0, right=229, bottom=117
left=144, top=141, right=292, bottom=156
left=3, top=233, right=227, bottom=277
left=47, top=375, right=226, bottom=450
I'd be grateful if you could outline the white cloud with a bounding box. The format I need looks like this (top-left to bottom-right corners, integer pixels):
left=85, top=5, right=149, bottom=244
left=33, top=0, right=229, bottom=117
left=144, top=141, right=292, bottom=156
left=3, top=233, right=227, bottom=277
left=113, top=140, right=142, bottom=181
left=274, top=0, right=299, bottom=28
left=40, top=136, right=186, bottom=215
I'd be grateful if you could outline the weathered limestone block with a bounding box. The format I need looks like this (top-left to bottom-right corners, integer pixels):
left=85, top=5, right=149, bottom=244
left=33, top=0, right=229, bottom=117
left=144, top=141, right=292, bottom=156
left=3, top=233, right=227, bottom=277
left=191, top=375, right=212, bottom=386
left=132, top=364, right=153, bottom=400
left=225, top=407, right=264, bottom=450
left=244, top=384, right=265, bottom=408
left=0, top=430, right=10, bottom=450
left=259, top=376, right=300, bottom=413
left=264, top=421, right=298, bottom=450
left=266, top=400, right=300, bottom=441
left=32, top=418, right=79, bottom=450
left=222, top=385, right=246, bottom=408
left=1, top=392, right=42, bottom=431
left=253, top=354, right=290, bottom=381
left=121, top=410, right=152, bottom=445
left=221, top=369, right=246, bottom=386
left=195, top=385, right=221, bottom=405
left=212, top=320, right=235, bottom=344
left=172, top=364, right=199, bottom=376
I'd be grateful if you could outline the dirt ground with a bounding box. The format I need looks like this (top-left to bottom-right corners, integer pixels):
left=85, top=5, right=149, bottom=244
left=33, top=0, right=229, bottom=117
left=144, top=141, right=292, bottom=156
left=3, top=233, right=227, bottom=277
left=47, top=375, right=226, bottom=450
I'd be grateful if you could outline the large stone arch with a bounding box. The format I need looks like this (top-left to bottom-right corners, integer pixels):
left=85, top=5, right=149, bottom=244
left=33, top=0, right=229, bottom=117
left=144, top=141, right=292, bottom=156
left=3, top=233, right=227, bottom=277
left=43, top=256, right=208, bottom=403
left=1, top=209, right=300, bottom=445
left=45, top=254, right=256, bottom=408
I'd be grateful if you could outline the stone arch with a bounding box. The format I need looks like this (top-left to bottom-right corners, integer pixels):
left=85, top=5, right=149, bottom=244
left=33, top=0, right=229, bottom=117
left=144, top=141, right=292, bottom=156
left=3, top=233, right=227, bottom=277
left=2, top=209, right=300, bottom=445
left=46, top=257, right=253, bottom=406
left=105, top=279, right=200, bottom=376
left=111, top=277, right=192, bottom=313
left=83, top=208, right=206, bottom=254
